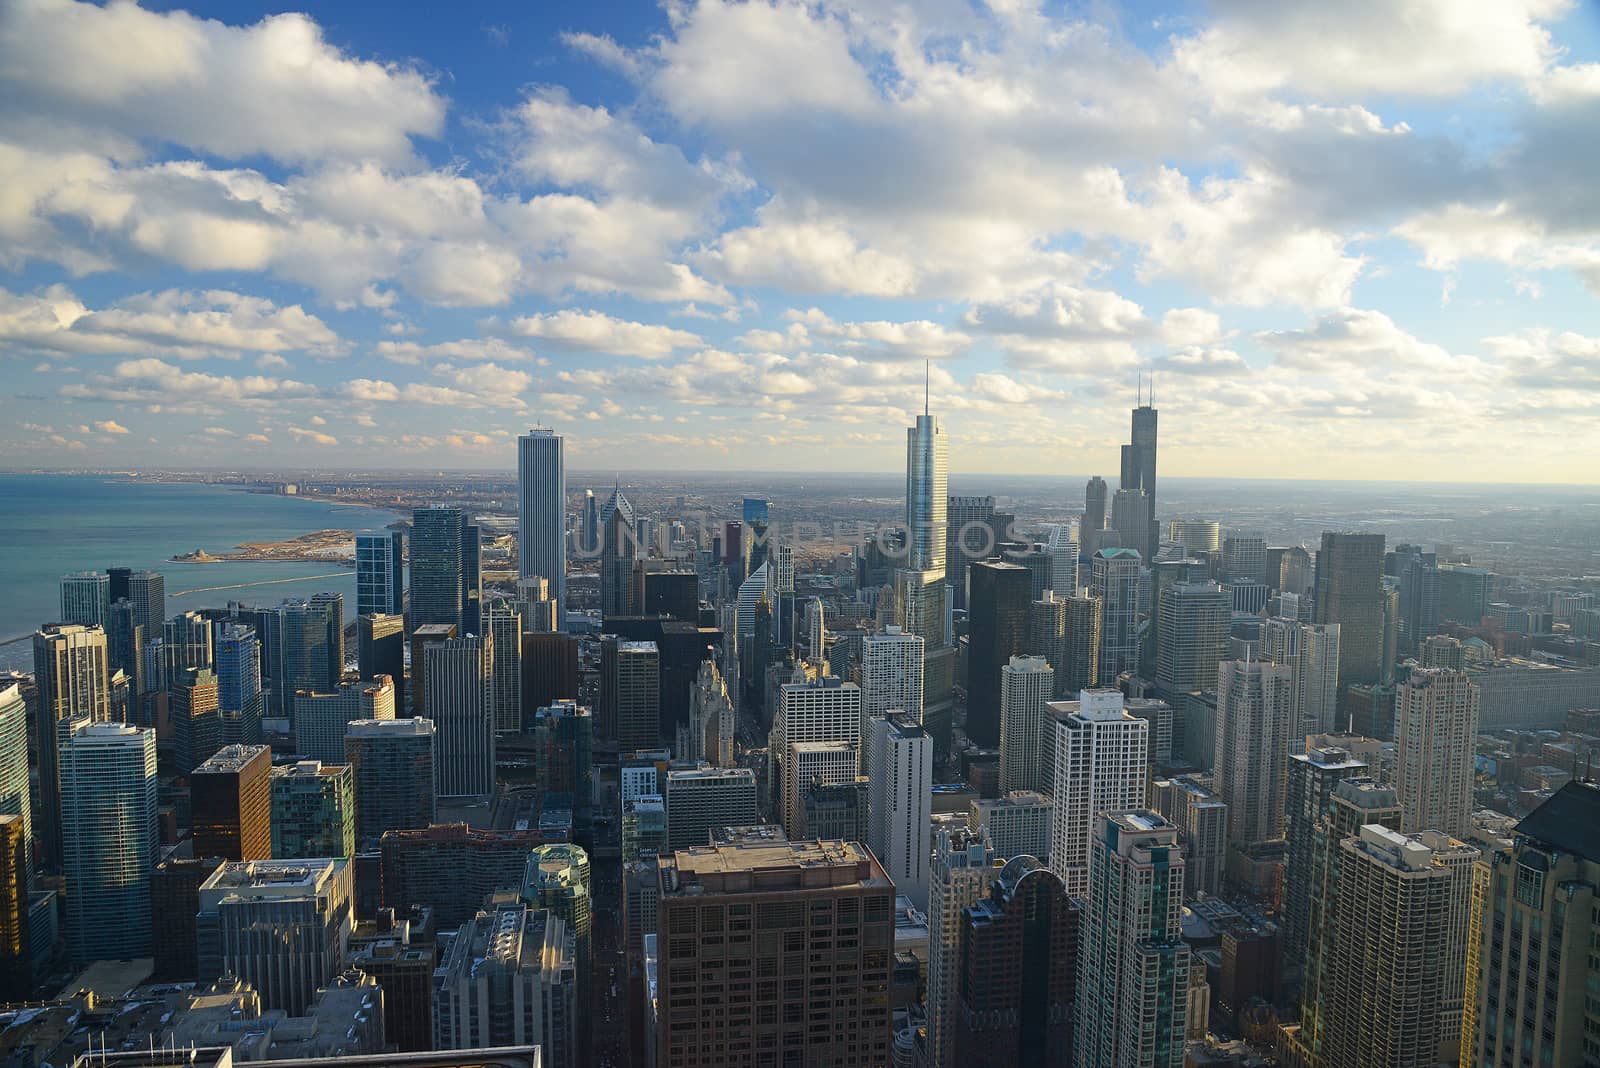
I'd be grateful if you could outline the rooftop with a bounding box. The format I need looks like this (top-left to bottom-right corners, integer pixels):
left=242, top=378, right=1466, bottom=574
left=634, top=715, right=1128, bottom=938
left=1515, top=779, right=1600, bottom=864
left=193, top=745, right=270, bottom=775
left=661, top=840, right=889, bottom=895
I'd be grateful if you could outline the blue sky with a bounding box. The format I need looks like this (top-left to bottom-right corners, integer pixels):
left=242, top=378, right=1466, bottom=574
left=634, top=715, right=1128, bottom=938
left=2, top=0, right=1598, bottom=480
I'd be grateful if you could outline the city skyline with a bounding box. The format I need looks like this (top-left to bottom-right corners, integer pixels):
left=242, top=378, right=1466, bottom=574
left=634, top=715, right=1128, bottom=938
left=1, top=1, right=1598, bottom=481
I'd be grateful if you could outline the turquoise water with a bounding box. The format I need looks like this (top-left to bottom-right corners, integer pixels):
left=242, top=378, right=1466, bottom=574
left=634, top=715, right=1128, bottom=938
left=0, top=473, right=401, bottom=670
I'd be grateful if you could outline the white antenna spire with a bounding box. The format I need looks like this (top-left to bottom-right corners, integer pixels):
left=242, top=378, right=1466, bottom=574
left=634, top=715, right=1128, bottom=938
left=924, top=358, right=930, bottom=417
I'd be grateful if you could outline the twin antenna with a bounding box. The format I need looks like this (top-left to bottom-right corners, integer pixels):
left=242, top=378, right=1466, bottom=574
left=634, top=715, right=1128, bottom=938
left=1136, top=371, right=1157, bottom=407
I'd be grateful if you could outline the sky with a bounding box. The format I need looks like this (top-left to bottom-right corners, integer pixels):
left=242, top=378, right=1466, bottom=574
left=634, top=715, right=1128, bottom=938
left=2, top=0, right=1599, bottom=482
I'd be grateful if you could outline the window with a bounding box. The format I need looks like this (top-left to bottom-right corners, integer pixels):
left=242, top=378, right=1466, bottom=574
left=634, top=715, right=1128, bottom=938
left=1516, top=863, right=1545, bottom=908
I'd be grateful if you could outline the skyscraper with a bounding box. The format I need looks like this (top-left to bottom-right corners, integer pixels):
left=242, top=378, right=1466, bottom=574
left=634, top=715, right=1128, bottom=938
left=906, top=400, right=948, bottom=575
left=1168, top=520, right=1221, bottom=555
left=858, top=624, right=924, bottom=737
left=355, top=530, right=405, bottom=619
left=1281, top=744, right=1367, bottom=967
left=60, top=570, right=110, bottom=627
left=953, top=856, right=1080, bottom=1068
left=868, top=713, right=933, bottom=906
left=426, top=634, right=494, bottom=798
left=518, top=428, right=567, bottom=629
left=170, top=665, right=221, bottom=775
left=771, top=676, right=862, bottom=837
left=653, top=840, right=893, bottom=1068
left=344, top=717, right=437, bottom=840
left=600, top=638, right=660, bottom=751
left=191, top=743, right=273, bottom=861
left=1465, top=782, right=1600, bottom=1068
left=260, top=594, right=344, bottom=717
left=270, top=759, right=356, bottom=859
left=1261, top=617, right=1342, bottom=740
left=1391, top=543, right=1440, bottom=650
left=663, top=766, right=758, bottom=850
left=522, top=843, right=592, bottom=1009
left=928, top=829, right=1003, bottom=1068
left=214, top=622, right=263, bottom=744
left=1091, top=548, right=1142, bottom=682
left=1075, top=811, right=1188, bottom=1068
left=1395, top=667, right=1480, bottom=838
left=1151, top=775, right=1227, bottom=897
left=1314, top=532, right=1386, bottom=703
left=1212, top=659, right=1295, bottom=848
left=411, top=506, right=479, bottom=633
left=1049, top=689, right=1149, bottom=896
left=967, top=560, right=1031, bottom=747
left=60, top=722, right=158, bottom=965
left=294, top=675, right=395, bottom=765
left=485, top=599, right=523, bottom=733
left=1083, top=477, right=1108, bottom=543
left=1154, top=581, right=1229, bottom=699
left=1129, top=398, right=1158, bottom=560
left=163, top=609, right=214, bottom=677
left=1046, top=522, right=1079, bottom=598
left=0, top=814, right=29, bottom=1001
left=0, top=685, right=32, bottom=891
left=357, top=612, right=405, bottom=684
left=1110, top=487, right=1151, bottom=560
left=1321, top=826, right=1475, bottom=1068
left=33, top=623, right=110, bottom=870
left=1059, top=592, right=1101, bottom=697
left=999, top=655, right=1054, bottom=795
left=600, top=491, right=639, bottom=618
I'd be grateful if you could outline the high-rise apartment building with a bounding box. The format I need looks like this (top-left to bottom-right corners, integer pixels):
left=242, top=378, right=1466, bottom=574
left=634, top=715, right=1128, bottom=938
left=928, top=829, right=1003, bottom=1068
left=601, top=638, right=660, bottom=751
left=1212, top=659, right=1295, bottom=848
left=355, top=530, right=405, bottom=619
left=1261, top=617, right=1341, bottom=740
left=663, top=766, right=758, bottom=850
left=0, top=686, right=30, bottom=895
left=357, top=612, right=405, bottom=684
left=1154, top=581, right=1229, bottom=699
left=953, top=856, right=1080, bottom=1068
left=171, top=665, right=222, bottom=775
left=433, top=899, right=577, bottom=1065
left=270, top=760, right=356, bottom=859
left=522, top=843, right=592, bottom=1003
left=1059, top=592, right=1100, bottom=697
left=425, top=635, right=494, bottom=798
left=1152, top=775, right=1228, bottom=898
left=1281, top=744, right=1367, bottom=966
left=518, top=429, right=567, bottom=629
left=1075, top=811, right=1189, bottom=1068
left=1314, top=532, right=1386, bottom=702
left=1092, top=548, right=1142, bottom=682
left=60, top=722, right=157, bottom=964
left=868, top=713, right=933, bottom=906
left=412, top=507, right=481, bottom=634
left=345, top=717, right=437, bottom=840
left=1395, top=667, right=1480, bottom=838
left=999, top=655, right=1054, bottom=795
left=857, top=625, right=924, bottom=730
left=197, top=857, right=354, bottom=1014
left=378, top=823, right=543, bottom=928
left=969, top=790, right=1053, bottom=863
left=532, top=700, right=594, bottom=802
left=1029, top=591, right=1069, bottom=667
left=485, top=599, right=523, bottom=734
left=1321, top=826, right=1475, bottom=1068
left=259, top=594, right=344, bottom=717
left=907, top=405, right=948, bottom=575
left=0, top=814, right=28, bottom=1001
left=770, top=677, right=861, bottom=837
left=653, top=841, right=894, bottom=1068
left=192, top=743, right=273, bottom=861
left=33, top=623, right=110, bottom=870
left=967, top=560, right=1031, bottom=747
left=214, top=622, right=263, bottom=745
left=1465, top=782, right=1600, bottom=1068
left=294, top=675, right=395, bottom=764
left=1049, top=689, right=1149, bottom=896
left=60, top=570, right=110, bottom=627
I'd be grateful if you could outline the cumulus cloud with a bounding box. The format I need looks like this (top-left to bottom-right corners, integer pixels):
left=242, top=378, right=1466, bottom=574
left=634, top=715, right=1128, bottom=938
left=493, top=309, right=701, bottom=359
left=93, top=419, right=129, bottom=434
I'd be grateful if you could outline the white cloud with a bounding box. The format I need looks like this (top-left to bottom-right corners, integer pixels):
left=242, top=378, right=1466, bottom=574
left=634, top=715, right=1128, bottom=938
left=1256, top=308, right=1481, bottom=374
left=375, top=338, right=536, bottom=364
left=288, top=426, right=339, bottom=446
left=62, top=358, right=318, bottom=407
left=494, top=309, right=701, bottom=359
left=695, top=216, right=919, bottom=297
left=93, top=419, right=129, bottom=434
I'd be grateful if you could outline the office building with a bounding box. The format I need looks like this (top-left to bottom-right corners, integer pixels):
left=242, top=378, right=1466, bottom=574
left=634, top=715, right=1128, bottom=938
left=1391, top=543, right=1440, bottom=649
left=197, top=858, right=354, bottom=1014
left=600, top=494, right=640, bottom=619
left=948, top=495, right=1009, bottom=609
left=770, top=677, right=862, bottom=837
left=600, top=637, right=659, bottom=751
left=653, top=841, right=894, bottom=1068
left=1282, top=744, right=1367, bottom=967
left=868, top=713, right=933, bottom=906
left=107, top=567, right=166, bottom=630
left=1465, top=782, right=1600, bottom=1068
left=412, top=507, right=480, bottom=634
left=517, top=429, right=567, bottom=628
left=164, top=610, right=215, bottom=677
left=1152, top=776, right=1227, bottom=897
left=663, top=767, right=758, bottom=850
left=357, top=613, right=404, bottom=685
left=355, top=530, right=405, bottom=619
left=785, top=742, right=859, bottom=838
left=998, top=655, right=1054, bottom=795
left=60, top=570, right=110, bottom=627
left=271, top=761, right=356, bottom=859
left=1438, top=564, right=1492, bottom=625
left=192, top=744, right=273, bottom=861
left=1075, top=811, right=1188, bottom=1068
left=522, top=844, right=592, bottom=1002
left=969, top=790, right=1052, bottom=863
left=803, top=777, right=869, bottom=842
left=858, top=625, right=924, bottom=731
left=152, top=856, right=226, bottom=981
left=60, top=722, right=157, bottom=964
left=348, top=912, right=439, bottom=1052
left=1395, top=668, right=1480, bottom=838
left=0, top=814, right=28, bottom=1001
left=171, top=666, right=222, bottom=776
left=425, top=635, right=494, bottom=798
left=434, top=899, right=576, bottom=1065
left=1091, top=548, right=1142, bottom=682
left=532, top=700, right=593, bottom=802
left=33, top=623, right=110, bottom=871
left=1261, top=617, right=1341, bottom=740
left=1212, top=660, right=1295, bottom=848
left=1314, top=532, right=1386, bottom=701
left=952, top=856, right=1079, bottom=1068
left=1109, top=487, right=1151, bottom=561
left=522, top=631, right=579, bottom=717
left=685, top=659, right=733, bottom=767
left=0, top=685, right=30, bottom=894
left=1081, top=477, right=1108, bottom=544
left=294, top=676, right=395, bottom=765
left=379, top=823, right=543, bottom=929
left=345, top=718, right=437, bottom=840
left=1221, top=534, right=1268, bottom=584
left=1049, top=690, right=1149, bottom=896
left=485, top=600, right=523, bottom=734
left=1045, top=523, right=1079, bottom=601
left=1124, top=398, right=1159, bottom=562
left=261, top=595, right=345, bottom=718
left=1168, top=520, right=1220, bottom=555
left=928, top=830, right=1003, bottom=1068
left=967, top=560, right=1032, bottom=747
left=1321, top=826, right=1474, bottom=1068
left=1154, top=581, right=1228, bottom=699
left=1058, top=593, right=1100, bottom=697
left=215, top=622, right=264, bottom=745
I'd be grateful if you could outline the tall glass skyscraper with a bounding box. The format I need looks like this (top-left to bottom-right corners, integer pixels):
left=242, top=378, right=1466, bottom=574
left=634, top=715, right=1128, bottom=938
left=59, top=571, right=110, bottom=627
left=356, top=530, right=405, bottom=619
left=905, top=406, right=948, bottom=575
left=412, top=507, right=481, bottom=634
left=215, top=622, right=264, bottom=745
left=518, top=429, right=566, bottom=630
